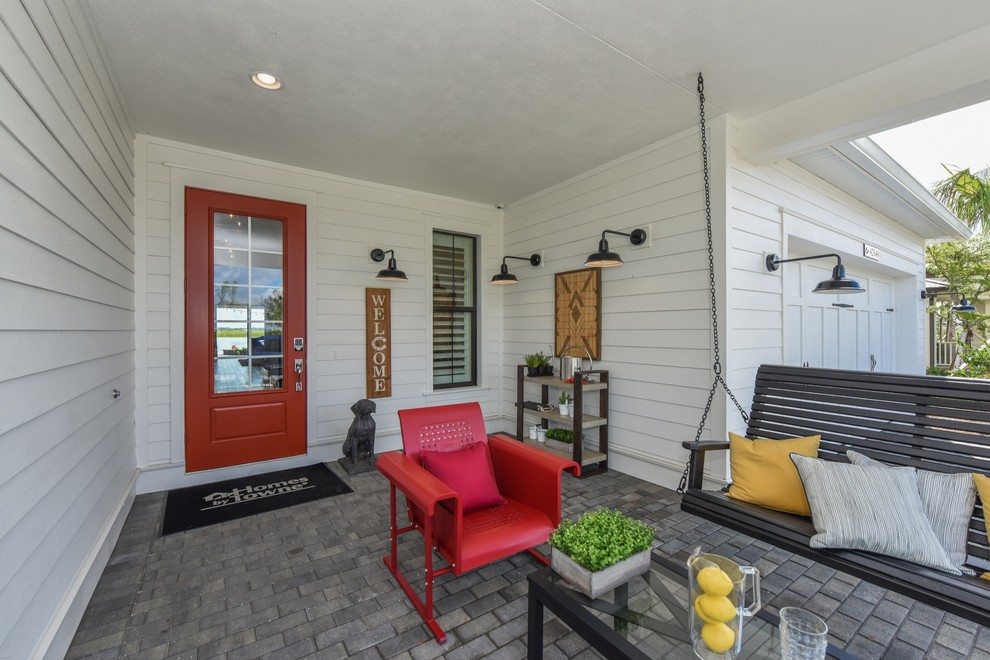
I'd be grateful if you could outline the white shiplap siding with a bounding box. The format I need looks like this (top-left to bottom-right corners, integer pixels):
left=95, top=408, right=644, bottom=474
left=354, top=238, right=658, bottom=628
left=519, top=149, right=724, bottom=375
left=133, top=137, right=502, bottom=491
left=501, top=128, right=715, bottom=486
left=502, top=116, right=929, bottom=489
left=0, top=2, right=136, bottom=659
left=724, top=118, right=927, bottom=441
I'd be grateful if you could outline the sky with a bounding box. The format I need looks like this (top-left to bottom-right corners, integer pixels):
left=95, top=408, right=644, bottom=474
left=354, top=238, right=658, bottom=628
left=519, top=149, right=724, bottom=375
left=871, top=99, right=990, bottom=191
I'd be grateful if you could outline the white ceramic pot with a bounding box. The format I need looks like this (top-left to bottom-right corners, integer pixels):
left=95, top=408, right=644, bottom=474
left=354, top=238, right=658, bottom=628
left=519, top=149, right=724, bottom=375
left=536, top=428, right=547, bottom=442
left=559, top=403, right=569, bottom=416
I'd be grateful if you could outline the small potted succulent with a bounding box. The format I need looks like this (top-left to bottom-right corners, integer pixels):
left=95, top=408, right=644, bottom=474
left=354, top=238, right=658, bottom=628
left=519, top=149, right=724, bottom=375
left=524, top=353, right=543, bottom=377
left=549, top=508, right=654, bottom=599
left=558, top=391, right=572, bottom=416
left=537, top=351, right=554, bottom=376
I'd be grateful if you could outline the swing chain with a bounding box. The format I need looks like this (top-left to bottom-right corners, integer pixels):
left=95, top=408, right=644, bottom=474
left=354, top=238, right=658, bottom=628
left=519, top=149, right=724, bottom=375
left=677, top=73, right=750, bottom=496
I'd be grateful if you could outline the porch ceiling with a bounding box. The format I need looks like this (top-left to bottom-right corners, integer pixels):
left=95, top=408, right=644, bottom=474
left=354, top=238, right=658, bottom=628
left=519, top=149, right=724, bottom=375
left=83, top=0, right=990, bottom=205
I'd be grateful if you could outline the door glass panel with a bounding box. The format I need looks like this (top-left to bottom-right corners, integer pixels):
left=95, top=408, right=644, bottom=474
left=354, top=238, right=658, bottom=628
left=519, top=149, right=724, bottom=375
left=213, top=212, right=284, bottom=393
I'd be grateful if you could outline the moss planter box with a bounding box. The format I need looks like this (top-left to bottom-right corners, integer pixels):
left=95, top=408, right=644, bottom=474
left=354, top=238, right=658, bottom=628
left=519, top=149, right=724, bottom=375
left=545, top=438, right=573, bottom=453
left=551, top=547, right=651, bottom=599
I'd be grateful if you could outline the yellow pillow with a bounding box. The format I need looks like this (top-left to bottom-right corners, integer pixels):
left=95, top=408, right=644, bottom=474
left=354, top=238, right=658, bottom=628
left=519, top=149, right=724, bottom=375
left=974, top=473, right=990, bottom=581
left=726, top=432, right=820, bottom=516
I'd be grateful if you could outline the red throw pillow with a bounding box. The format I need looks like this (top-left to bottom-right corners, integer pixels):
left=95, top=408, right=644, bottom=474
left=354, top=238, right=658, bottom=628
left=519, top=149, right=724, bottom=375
left=420, top=441, right=506, bottom=513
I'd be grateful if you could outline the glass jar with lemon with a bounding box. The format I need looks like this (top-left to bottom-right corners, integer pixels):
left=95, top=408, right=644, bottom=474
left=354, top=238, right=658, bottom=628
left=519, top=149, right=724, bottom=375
left=687, top=548, right=761, bottom=659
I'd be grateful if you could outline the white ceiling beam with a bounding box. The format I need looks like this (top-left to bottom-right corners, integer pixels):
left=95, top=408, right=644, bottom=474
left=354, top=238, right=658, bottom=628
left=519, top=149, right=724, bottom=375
left=737, top=24, right=990, bottom=164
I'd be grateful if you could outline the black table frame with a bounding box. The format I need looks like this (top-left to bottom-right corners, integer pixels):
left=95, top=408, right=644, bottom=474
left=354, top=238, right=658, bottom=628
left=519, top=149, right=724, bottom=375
left=527, top=551, right=857, bottom=660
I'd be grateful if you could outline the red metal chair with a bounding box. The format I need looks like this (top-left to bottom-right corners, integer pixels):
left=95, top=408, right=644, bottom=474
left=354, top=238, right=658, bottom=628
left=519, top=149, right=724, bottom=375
left=376, top=402, right=580, bottom=643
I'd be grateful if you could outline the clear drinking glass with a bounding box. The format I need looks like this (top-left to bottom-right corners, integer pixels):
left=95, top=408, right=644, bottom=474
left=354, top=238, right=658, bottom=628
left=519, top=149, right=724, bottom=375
left=779, top=607, right=828, bottom=660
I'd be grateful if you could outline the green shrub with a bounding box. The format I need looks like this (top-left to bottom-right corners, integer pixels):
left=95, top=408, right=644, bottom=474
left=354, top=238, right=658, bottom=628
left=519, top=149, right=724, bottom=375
left=549, top=509, right=654, bottom=571
left=951, top=345, right=990, bottom=379
left=927, top=366, right=951, bottom=376
left=544, top=428, right=573, bottom=443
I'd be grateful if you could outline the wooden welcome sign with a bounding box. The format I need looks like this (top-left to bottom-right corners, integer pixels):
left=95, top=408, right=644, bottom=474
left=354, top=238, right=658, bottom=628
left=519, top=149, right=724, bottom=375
left=366, top=288, right=391, bottom=398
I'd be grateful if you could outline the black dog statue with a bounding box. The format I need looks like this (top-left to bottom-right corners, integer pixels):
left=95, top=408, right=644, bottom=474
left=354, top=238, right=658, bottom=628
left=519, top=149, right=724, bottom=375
left=340, top=398, right=377, bottom=474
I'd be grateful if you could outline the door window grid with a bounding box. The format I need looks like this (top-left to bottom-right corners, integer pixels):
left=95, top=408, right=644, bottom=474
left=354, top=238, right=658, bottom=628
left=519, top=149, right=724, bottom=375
left=213, top=213, right=284, bottom=393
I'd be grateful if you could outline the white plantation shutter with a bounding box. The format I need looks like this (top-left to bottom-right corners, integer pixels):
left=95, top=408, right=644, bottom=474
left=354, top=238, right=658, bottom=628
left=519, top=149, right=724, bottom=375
left=433, top=231, right=476, bottom=387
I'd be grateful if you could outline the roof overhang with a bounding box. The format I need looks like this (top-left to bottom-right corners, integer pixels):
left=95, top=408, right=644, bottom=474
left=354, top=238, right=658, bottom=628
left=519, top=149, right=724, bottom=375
left=790, top=137, right=972, bottom=241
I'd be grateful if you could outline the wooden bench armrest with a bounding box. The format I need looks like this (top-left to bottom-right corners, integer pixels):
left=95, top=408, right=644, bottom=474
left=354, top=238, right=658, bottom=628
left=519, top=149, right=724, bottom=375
left=681, top=441, right=730, bottom=491
left=681, top=441, right=730, bottom=452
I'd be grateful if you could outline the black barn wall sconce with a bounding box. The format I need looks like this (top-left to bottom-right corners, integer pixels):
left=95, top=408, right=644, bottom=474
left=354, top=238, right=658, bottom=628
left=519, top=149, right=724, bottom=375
left=490, top=254, right=541, bottom=284
left=921, top=290, right=977, bottom=312
left=584, top=228, right=647, bottom=267
left=765, top=253, right=865, bottom=294
left=370, top=248, right=407, bottom=281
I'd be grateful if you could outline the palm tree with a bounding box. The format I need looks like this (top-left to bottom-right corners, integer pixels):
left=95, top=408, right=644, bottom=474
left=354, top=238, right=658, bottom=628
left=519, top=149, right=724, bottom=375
left=933, top=165, right=990, bottom=233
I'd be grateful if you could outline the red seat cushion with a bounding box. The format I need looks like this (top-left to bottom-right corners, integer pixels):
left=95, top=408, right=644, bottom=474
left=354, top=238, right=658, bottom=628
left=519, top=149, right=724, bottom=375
left=420, top=441, right=506, bottom=513
left=457, top=499, right=554, bottom=571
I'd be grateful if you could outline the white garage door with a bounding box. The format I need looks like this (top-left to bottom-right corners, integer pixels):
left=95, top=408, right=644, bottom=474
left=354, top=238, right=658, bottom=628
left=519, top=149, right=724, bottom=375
left=783, top=258, right=894, bottom=372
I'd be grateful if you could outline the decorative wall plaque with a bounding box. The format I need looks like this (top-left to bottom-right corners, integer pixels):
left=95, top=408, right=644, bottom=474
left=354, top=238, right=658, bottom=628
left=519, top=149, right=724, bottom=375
left=554, top=268, right=602, bottom=360
left=366, top=288, right=391, bottom=398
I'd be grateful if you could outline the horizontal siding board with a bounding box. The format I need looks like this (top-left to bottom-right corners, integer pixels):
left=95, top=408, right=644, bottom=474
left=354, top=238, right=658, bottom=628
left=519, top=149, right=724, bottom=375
left=0, top=227, right=134, bottom=309
left=0, top=124, right=134, bottom=265
left=14, top=0, right=134, bottom=195
left=0, top=432, right=133, bottom=654
left=45, top=0, right=135, bottom=168
left=0, top=279, right=133, bottom=330
left=0, top=17, right=133, bottom=226
left=0, top=178, right=134, bottom=284
left=61, top=0, right=135, bottom=160
left=0, top=330, right=134, bottom=380
left=0, top=387, right=132, bottom=543
left=0, top=346, right=132, bottom=437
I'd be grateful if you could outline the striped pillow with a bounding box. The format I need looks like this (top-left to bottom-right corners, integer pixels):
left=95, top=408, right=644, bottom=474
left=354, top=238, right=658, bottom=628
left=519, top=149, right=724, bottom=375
left=847, top=450, right=976, bottom=574
left=791, top=454, right=962, bottom=575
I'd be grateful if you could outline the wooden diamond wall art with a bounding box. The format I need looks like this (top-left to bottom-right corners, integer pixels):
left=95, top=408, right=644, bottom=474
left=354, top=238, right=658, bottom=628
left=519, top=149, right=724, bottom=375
left=554, top=268, right=602, bottom=360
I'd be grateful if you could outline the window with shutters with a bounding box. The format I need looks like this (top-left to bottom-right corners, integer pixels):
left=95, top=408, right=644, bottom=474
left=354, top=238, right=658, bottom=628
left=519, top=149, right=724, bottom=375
left=432, top=230, right=477, bottom=388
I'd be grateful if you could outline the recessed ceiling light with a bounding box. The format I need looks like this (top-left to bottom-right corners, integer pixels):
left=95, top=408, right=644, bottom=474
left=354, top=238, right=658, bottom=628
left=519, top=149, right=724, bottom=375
left=251, top=72, right=282, bottom=90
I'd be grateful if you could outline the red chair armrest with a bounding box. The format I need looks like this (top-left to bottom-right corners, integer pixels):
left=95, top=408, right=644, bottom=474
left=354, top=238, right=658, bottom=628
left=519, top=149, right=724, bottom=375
left=376, top=451, right=458, bottom=515
left=487, top=435, right=579, bottom=525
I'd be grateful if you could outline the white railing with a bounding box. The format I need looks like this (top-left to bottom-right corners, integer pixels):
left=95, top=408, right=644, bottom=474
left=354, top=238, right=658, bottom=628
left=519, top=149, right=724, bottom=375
left=935, top=341, right=957, bottom=368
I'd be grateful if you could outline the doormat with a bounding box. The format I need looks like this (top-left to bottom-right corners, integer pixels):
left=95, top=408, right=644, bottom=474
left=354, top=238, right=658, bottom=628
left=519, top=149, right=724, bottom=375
left=161, top=463, right=352, bottom=535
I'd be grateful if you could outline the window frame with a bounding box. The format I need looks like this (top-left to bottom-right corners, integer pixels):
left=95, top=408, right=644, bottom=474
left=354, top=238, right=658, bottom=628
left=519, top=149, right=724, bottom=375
left=431, top=229, right=478, bottom=390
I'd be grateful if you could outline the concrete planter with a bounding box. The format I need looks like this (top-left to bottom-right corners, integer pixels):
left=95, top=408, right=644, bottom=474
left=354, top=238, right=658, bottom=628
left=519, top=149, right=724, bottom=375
left=545, top=438, right=573, bottom=453
left=551, top=547, right=651, bottom=599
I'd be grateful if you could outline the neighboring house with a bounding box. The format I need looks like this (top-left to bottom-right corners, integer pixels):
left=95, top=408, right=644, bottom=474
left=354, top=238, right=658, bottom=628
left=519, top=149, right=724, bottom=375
left=0, top=2, right=983, bottom=659
left=925, top=279, right=989, bottom=369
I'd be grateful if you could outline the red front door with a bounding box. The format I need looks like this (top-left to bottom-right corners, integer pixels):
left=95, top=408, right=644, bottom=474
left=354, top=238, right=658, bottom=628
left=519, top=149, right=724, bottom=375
left=184, top=188, right=306, bottom=472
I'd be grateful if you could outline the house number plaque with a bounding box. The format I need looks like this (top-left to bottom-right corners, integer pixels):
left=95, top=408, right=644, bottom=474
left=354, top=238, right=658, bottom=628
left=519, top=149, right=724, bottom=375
left=366, top=288, right=391, bottom=398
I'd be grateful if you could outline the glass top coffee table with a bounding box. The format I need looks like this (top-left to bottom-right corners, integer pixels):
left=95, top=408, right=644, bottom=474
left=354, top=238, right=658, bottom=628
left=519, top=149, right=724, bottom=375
left=526, top=551, right=855, bottom=659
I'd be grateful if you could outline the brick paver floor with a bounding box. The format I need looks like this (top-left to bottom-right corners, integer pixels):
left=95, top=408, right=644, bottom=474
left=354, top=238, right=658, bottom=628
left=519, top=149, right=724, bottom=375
left=65, top=462, right=990, bottom=659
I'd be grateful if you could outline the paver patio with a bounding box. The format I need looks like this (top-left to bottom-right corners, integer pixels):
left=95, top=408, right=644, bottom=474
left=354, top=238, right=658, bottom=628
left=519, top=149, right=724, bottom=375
left=66, top=464, right=990, bottom=659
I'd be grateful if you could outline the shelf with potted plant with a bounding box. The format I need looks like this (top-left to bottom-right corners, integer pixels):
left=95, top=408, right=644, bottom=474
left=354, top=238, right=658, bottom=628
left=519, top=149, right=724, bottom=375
left=515, top=364, right=609, bottom=475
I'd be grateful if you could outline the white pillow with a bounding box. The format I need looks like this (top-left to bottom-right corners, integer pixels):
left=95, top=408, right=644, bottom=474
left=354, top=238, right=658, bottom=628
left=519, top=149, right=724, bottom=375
left=791, top=454, right=961, bottom=575
left=847, top=450, right=976, bottom=574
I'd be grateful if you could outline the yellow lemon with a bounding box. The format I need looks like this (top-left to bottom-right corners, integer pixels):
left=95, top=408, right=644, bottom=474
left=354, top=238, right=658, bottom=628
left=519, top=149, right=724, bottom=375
left=701, top=622, right=736, bottom=653
left=696, top=594, right=735, bottom=623
left=697, top=566, right=734, bottom=597
left=693, top=596, right=718, bottom=624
